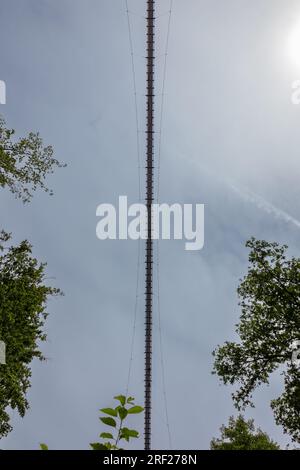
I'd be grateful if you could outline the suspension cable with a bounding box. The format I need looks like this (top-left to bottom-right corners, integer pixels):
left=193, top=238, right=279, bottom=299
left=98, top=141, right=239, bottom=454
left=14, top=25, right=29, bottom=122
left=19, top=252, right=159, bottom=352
left=125, top=0, right=142, bottom=398
left=156, top=0, right=173, bottom=449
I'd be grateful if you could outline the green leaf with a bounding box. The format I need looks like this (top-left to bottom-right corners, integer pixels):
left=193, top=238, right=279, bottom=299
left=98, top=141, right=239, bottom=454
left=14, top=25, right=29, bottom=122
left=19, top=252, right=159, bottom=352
left=127, top=396, right=135, bottom=404
left=90, top=442, right=109, bottom=450
left=100, top=432, right=114, bottom=440
left=100, top=417, right=116, bottom=427
left=120, top=427, right=139, bottom=440
left=128, top=429, right=139, bottom=438
left=114, top=395, right=126, bottom=406
left=40, top=443, right=49, bottom=450
left=128, top=406, right=144, bottom=414
left=118, top=406, right=128, bottom=420
left=100, top=408, right=117, bottom=417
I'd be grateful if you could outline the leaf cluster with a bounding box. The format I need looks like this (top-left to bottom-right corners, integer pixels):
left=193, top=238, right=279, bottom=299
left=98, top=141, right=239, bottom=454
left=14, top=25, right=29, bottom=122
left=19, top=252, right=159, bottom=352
left=90, top=395, right=144, bottom=450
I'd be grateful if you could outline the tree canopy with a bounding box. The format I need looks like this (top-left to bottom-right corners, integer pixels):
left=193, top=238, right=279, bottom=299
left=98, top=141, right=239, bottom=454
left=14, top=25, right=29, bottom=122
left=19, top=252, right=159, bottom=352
left=211, top=415, right=280, bottom=450
left=213, top=238, right=300, bottom=443
left=0, top=231, right=62, bottom=437
left=0, top=114, right=64, bottom=437
left=0, top=115, right=65, bottom=203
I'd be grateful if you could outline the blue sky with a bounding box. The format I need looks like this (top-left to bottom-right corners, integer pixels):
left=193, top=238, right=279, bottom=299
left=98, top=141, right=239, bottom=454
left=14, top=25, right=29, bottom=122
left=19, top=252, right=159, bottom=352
left=1, top=0, right=300, bottom=449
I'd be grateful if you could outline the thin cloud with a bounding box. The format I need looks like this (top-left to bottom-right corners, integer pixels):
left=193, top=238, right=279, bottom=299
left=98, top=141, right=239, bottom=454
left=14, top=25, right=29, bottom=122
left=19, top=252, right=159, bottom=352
left=184, top=155, right=300, bottom=230
left=230, top=184, right=300, bottom=230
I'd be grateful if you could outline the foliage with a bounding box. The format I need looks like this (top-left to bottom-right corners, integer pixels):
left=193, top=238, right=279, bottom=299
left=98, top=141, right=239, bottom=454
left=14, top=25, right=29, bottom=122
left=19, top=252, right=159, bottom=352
left=213, top=238, right=300, bottom=442
left=211, top=415, right=280, bottom=450
left=0, top=231, right=62, bottom=437
left=0, top=115, right=65, bottom=203
left=40, top=443, right=49, bottom=450
left=90, top=395, right=144, bottom=450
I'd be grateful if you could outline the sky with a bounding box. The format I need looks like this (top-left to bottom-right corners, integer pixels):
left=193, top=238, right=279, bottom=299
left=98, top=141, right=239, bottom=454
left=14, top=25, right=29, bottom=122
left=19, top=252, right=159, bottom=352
left=0, top=0, right=300, bottom=450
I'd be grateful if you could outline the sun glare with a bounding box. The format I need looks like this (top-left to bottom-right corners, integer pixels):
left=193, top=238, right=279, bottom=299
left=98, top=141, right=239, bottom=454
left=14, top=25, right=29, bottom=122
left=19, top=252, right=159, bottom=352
left=288, top=21, right=300, bottom=67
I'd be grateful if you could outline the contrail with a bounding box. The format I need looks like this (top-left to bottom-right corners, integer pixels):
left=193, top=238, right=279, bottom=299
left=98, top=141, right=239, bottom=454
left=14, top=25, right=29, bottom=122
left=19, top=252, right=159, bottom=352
left=230, top=184, right=300, bottom=229
left=179, top=154, right=300, bottom=230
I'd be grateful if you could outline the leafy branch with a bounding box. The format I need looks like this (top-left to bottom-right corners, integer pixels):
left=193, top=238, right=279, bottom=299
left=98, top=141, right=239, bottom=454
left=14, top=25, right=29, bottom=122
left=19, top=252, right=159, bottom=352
left=90, top=395, right=144, bottom=450
left=0, top=115, right=66, bottom=203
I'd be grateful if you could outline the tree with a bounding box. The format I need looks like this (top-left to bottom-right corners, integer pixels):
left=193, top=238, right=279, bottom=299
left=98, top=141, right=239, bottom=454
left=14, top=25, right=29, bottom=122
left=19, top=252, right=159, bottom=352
left=90, top=395, right=143, bottom=450
left=213, top=238, right=300, bottom=443
left=0, top=231, right=62, bottom=437
left=0, top=114, right=65, bottom=437
left=211, top=415, right=280, bottom=450
left=0, top=115, right=65, bottom=203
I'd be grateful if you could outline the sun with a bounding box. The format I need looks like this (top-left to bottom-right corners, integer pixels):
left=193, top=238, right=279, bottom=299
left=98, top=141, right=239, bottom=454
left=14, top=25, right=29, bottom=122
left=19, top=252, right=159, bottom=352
left=288, top=21, right=300, bottom=67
